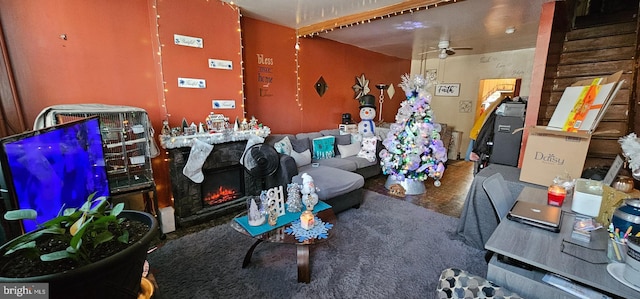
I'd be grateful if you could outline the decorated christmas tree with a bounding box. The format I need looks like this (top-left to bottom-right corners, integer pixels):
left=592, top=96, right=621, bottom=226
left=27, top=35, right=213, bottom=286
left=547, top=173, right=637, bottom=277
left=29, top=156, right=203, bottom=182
left=379, top=74, right=448, bottom=188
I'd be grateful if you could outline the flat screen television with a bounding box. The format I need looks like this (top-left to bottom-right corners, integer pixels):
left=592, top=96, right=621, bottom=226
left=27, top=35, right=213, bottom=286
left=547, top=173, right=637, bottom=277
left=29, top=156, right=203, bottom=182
left=0, top=116, right=110, bottom=235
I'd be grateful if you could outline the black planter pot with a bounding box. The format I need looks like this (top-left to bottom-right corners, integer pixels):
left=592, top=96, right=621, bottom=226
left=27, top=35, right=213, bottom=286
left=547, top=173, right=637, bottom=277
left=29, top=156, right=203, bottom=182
left=0, top=210, right=159, bottom=299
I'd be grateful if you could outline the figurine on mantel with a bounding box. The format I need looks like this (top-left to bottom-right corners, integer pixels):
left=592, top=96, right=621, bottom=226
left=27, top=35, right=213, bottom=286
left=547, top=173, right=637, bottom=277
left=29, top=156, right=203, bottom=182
left=300, top=173, right=319, bottom=211
left=161, top=119, right=171, bottom=136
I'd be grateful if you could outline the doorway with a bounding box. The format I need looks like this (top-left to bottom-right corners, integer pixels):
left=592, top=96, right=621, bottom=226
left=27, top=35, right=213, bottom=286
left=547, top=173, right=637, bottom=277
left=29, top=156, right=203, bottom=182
left=466, top=78, right=521, bottom=161
left=475, top=78, right=521, bottom=121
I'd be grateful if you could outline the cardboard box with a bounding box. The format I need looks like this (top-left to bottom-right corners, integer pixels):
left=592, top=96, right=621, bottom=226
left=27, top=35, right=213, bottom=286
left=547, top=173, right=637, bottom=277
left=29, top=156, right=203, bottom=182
left=520, top=70, right=625, bottom=186
left=519, top=126, right=592, bottom=186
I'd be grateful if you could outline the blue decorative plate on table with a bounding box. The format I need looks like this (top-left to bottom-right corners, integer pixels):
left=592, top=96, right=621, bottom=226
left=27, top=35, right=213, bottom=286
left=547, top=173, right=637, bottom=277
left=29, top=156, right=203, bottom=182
left=285, top=217, right=333, bottom=242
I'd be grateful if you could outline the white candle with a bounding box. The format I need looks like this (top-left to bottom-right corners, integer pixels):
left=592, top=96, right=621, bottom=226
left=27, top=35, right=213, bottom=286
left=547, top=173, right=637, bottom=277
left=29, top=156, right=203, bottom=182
left=300, top=211, right=314, bottom=230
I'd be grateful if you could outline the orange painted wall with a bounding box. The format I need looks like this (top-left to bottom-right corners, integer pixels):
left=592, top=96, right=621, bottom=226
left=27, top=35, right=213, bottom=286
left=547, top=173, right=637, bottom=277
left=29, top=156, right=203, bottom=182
left=0, top=1, right=409, bottom=208
left=241, top=18, right=300, bottom=133
left=156, top=0, right=244, bottom=127
left=243, top=18, right=411, bottom=133
left=0, top=0, right=161, bottom=124
left=0, top=0, right=243, bottom=207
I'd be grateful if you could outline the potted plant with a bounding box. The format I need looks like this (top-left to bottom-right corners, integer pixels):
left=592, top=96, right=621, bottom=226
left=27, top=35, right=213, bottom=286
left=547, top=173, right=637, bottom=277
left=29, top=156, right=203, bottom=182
left=0, top=193, right=158, bottom=299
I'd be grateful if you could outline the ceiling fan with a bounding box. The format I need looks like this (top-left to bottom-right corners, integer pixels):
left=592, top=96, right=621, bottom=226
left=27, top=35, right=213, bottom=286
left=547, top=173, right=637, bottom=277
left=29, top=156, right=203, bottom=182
left=420, top=40, right=473, bottom=59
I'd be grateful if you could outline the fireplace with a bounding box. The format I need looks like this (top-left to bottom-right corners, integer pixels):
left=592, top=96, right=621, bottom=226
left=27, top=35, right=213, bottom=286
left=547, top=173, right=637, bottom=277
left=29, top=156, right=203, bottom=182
left=202, top=165, right=245, bottom=206
left=168, top=141, right=263, bottom=227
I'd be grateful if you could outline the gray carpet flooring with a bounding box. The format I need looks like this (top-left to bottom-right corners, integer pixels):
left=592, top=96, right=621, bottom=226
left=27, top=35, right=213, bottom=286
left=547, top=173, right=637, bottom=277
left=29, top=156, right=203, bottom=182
left=147, top=190, right=488, bottom=298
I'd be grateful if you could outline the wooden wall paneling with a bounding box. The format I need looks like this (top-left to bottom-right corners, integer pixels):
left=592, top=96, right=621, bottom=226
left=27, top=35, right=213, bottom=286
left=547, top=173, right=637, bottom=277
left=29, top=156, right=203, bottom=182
left=566, top=22, right=637, bottom=40
left=563, top=33, right=637, bottom=51
left=560, top=46, right=635, bottom=64
left=557, top=61, right=634, bottom=78
left=589, top=138, right=624, bottom=156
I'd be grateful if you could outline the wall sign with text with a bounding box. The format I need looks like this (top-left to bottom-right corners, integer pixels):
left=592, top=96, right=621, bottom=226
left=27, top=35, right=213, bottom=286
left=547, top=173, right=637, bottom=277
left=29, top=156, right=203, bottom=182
left=435, top=83, right=460, bottom=97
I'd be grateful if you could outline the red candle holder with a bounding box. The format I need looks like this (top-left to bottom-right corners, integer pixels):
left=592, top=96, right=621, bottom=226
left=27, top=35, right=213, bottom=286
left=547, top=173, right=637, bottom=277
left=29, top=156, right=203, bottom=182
left=547, top=184, right=566, bottom=206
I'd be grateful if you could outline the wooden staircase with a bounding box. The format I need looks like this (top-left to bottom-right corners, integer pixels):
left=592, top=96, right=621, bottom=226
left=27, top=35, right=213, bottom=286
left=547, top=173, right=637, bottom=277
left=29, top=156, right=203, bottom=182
left=538, top=14, right=639, bottom=169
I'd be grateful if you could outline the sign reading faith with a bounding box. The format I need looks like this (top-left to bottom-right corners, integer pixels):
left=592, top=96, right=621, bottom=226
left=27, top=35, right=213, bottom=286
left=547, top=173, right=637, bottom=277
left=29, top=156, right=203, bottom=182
left=435, top=83, right=460, bottom=97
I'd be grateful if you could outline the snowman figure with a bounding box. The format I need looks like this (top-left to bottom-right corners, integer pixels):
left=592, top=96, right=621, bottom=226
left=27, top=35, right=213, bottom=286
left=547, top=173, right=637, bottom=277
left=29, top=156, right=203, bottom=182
left=300, top=173, right=319, bottom=211
left=358, top=94, right=377, bottom=137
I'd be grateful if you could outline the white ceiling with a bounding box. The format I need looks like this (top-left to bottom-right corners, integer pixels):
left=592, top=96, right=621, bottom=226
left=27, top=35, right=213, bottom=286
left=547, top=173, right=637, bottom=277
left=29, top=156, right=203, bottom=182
left=224, top=0, right=551, bottom=60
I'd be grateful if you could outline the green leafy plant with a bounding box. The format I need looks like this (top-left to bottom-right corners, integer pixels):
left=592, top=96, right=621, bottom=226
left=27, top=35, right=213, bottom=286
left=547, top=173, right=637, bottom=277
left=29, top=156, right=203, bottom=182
left=2, top=192, right=129, bottom=263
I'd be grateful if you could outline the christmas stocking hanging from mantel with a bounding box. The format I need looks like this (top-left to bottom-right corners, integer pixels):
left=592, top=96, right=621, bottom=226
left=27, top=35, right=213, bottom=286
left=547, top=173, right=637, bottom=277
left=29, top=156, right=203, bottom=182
left=183, top=139, right=214, bottom=183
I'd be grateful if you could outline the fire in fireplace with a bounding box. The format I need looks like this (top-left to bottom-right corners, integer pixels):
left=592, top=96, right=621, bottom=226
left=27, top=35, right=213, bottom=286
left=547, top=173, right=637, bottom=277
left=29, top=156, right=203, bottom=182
left=201, top=165, right=245, bottom=206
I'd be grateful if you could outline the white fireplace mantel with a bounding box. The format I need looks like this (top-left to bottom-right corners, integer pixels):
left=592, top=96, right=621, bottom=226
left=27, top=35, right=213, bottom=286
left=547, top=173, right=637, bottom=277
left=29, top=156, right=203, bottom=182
left=159, top=127, right=271, bottom=149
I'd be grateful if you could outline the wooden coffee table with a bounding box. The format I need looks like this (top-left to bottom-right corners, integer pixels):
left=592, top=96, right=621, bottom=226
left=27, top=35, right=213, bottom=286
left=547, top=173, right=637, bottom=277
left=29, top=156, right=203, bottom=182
left=230, top=208, right=336, bottom=283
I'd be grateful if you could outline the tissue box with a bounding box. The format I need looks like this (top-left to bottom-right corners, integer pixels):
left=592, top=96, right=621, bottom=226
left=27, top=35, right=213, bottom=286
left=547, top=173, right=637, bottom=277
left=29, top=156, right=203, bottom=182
left=572, top=179, right=603, bottom=217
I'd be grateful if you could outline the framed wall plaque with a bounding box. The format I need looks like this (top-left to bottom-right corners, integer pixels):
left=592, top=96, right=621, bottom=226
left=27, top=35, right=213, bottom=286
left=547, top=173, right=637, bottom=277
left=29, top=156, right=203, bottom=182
left=435, top=83, right=460, bottom=97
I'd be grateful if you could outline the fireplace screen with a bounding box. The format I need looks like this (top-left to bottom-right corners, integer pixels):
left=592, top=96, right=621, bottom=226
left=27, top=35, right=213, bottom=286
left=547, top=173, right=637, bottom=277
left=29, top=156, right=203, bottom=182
left=201, top=165, right=245, bottom=206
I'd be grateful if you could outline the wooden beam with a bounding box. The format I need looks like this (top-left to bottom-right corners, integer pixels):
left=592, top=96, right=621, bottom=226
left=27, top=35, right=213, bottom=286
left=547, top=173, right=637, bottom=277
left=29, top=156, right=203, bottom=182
left=297, top=0, right=463, bottom=37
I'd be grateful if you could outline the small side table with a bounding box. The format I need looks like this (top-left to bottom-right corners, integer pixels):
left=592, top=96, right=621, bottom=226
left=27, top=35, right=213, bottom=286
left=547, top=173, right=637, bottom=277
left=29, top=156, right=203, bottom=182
left=230, top=208, right=336, bottom=283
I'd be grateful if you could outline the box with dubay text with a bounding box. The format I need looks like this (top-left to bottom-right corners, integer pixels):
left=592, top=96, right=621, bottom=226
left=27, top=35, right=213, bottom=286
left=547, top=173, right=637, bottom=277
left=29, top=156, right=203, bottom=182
left=519, top=126, right=592, bottom=186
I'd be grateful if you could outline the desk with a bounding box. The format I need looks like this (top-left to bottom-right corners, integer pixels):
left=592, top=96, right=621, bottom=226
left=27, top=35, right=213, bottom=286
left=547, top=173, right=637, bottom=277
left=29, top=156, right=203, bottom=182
left=486, top=187, right=640, bottom=298
left=456, top=164, right=545, bottom=249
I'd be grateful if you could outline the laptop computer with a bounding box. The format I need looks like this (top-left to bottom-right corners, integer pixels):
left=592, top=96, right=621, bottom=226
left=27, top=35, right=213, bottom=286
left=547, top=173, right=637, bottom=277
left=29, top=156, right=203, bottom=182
left=507, top=200, right=562, bottom=233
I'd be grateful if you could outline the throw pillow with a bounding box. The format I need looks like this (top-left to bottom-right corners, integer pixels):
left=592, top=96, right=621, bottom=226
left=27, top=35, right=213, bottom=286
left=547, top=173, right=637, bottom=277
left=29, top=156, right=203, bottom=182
left=290, top=137, right=310, bottom=153
left=357, top=136, right=377, bottom=162
left=332, top=134, right=351, bottom=156
left=351, top=133, right=363, bottom=144
left=290, top=149, right=312, bottom=167
left=312, top=136, right=336, bottom=159
left=274, top=136, right=292, bottom=155
left=338, top=142, right=361, bottom=158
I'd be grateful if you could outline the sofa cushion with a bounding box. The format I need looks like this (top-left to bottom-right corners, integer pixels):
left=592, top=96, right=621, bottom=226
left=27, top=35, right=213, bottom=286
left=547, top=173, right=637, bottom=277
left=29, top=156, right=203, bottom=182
left=332, top=134, right=351, bottom=155
left=274, top=136, right=293, bottom=155
left=312, top=136, right=336, bottom=159
left=351, top=133, right=363, bottom=144
left=296, top=132, right=323, bottom=156
left=338, top=142, right=361, bottom=158
left=264, top=134, right=295, bottom=147
left=320, top=129, right=341, bottom=136
left=296, top=132, right=323, bottom=141
left=343, top=155, right=378, bottom=169
left=290, top=149, right=312, bottom=167
left=357, top=136, right=378, bottom=162
left=293, top=166, right=364, bottom=201
left=312, top=157, right=357, bottom=172
left=290, top=137, right=310, bottom=153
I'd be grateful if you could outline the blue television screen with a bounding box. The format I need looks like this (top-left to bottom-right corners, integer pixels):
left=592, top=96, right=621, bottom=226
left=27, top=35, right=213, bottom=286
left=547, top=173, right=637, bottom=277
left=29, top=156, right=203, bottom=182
left=0, top=116, right=110, bottom=233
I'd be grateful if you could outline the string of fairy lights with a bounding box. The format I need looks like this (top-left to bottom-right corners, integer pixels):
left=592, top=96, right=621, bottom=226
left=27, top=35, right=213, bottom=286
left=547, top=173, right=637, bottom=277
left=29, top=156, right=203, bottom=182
left=151, top=1, right=166, bottom=118
left=297, top=0, right=462, bottom=38
left=153, top=0, right=462, bottom=125
left=295, top=35, right=302, bottom=111
left=233, top=4, right=246, bottom=116
left=152, top=1, right=245, bottom=162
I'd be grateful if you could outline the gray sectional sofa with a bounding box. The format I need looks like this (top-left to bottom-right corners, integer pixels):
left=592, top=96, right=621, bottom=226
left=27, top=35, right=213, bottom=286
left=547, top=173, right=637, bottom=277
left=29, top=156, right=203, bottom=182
left=265, top=129, right=381, bottom=213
